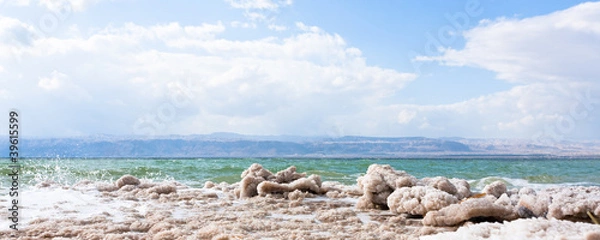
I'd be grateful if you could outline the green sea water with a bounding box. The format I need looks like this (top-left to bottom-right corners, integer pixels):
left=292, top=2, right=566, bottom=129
left=2, top=158, right=599, bottom=190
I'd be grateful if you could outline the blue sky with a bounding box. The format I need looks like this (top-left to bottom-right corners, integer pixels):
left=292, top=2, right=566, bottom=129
left=0, top=0, right=599, bottom=142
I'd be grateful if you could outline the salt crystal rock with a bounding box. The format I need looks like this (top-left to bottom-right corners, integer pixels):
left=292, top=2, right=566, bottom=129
left=238, top=164, right=324, bottom=198
left=240, top=163, right=275, bottom=181
left=257, top=181, right=290, bottom=196
left=519, top=187, right=536, bottom=196
left=97, top=183, right=119, bottom=192
left=203, top=181, right=215, bottom=189
left=257, top=174, right=322, bottom=196
left=423, top=198, right=517, bottom=226
left=147, top=184, right=177, bottom=195
left=517, top=190, right=550, bottom=218
left=516, top=186, right=600, bottom=222
left=356, top=164, right=418, bottom=209
left=450, top=178, right=472, bottom=200
left=494, top=193, right=511, bottom=207
left=586, top=232, right=600, bottom=240
left=421, top=218, right=600, bottom=240
left=307, top=174, right=322, bottom=189
left=420, top=177, right=458, bottom=196
left=129, top=221, right=151, bottom=232
left=483, top=180, right=507, bottom=198
left=545, top=186, right=600, bottom=221
left=286, top=189, right=306, bottom=201
left=239, top=175, right=264, bottom=198
left=274, top=166, right=306, bottom=183
left=238, top=164, right=278, bottom=198
left=115, top=175, right=141, bottom=189
left=315, top=208, right=357, bottom=223
left=320, top=181, right=344, bottom=194
left=387, top=186, right=458, bottom=216
left=326, top=191, right=343, bottom=199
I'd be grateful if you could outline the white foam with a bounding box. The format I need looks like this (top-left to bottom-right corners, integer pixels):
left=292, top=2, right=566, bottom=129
left=1, top=187, right=136, bottom=228
left=468, top=176, right=591, bottom=192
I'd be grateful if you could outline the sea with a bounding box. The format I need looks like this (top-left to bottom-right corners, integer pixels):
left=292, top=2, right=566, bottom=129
left=3, top=157, right=599, bottom=191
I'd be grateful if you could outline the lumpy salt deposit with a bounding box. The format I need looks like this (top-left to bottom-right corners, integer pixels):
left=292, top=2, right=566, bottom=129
left=1, top=163, right=598, bottom=239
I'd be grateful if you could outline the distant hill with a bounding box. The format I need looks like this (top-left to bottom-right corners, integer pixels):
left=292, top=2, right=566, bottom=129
left=3, top=134, right=599, bottom=158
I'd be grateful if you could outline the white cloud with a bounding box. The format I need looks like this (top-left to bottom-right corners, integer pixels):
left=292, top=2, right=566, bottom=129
left=0, top=88, right=9, bottom=100
left=244, top=11, right=267, bottom=21
left=409, top=2, right=600, bottom=139
left=225, top=0, right=291, bottom=11
left=0, top=0, right=30, bottom=7
left=417, top=2, right=600, bottom=84
left=0, top=16, right=36, bottom=46
left=268, top=24, right=286, bottom=31
left=295, top=22, right=320, bottom=33
left=2, top=2, right=599, bottom=139
left=38, top=0, right=105, bottom=12
left=38, top=70, right=65, bottom=90
left=0, top=16, right=416, bottom=137
left=231, top=21, right=257, bottom=29
left=37, top=70, right=92, bottom=102
left=397, top=109, right=416, bottom=124
left=225, top=0, right=291, bottom=31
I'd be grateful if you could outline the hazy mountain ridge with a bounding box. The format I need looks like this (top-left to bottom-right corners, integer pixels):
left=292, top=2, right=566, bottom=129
left=4, top=134, right=599, bottom=158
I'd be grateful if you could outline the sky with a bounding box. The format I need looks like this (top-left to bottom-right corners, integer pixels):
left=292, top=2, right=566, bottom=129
left=0, top=0, right=599, bottom=142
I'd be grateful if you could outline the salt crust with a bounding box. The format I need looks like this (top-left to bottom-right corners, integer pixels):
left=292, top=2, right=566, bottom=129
left=421, top=218, right=600, bottom=240
left=2, top=164, right=598, bottom=240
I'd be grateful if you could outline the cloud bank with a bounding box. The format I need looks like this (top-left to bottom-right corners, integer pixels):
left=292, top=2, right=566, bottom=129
left=0, top=1, right=598, bottom=140
left=411, top=1, right=600, bottom=141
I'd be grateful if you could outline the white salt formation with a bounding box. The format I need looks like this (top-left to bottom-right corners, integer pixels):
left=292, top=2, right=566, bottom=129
left=356, top=164, right=418, bottom=209
left=517, top=188, right=552, bottom=218
left=449, top=179, right=472, bottom=200
left=274, top=166, right=307, bottom=183
left=115, top=174, right=141, bottom=188
left=239, top=163, right=275, bottom=198
left=423, top=198, right=518, bottom=226
left=94, top=174, right=178, bottom=199
left=420, top=177, right=458, bottom=195
left=546, top=186, right=600, bottom=221
left=357, top=165, right=471, bottom=216
left=517, top=186, right=600, bottom=221
left=354, top=164, right=600, bottom=231
left=421, top=218, right=600, bottom=240
left=237, top=164, right=327, bottom=199
left=2, top=164, right=599, bottom=240
left=482, top=180, right=507, bottom=198
left=257, top=174, right=322, bottom=196
left=356, top=164, right=600, bottom=234
left=387, top=186, right=458, bottom=216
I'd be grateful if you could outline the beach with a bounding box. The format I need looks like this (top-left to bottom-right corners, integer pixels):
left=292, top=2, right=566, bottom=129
left=3, top=0, right=600, bottom=238
left=1, top=158, right=599, bottom=239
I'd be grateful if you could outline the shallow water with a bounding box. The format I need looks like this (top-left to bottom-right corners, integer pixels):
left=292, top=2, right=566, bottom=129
left=1, top=157, right=599, bottom=189
left=1, top=157, right=599, bottom=239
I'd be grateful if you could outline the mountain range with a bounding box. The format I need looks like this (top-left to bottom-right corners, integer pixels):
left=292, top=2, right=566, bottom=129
left=5, top=133, right=599, bottom=158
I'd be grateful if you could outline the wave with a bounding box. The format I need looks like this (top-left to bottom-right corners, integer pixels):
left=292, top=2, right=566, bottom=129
left=469, top=176, right=599, bottom=191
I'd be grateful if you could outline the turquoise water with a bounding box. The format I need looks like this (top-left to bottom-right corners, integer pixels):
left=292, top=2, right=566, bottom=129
left=2, top=158, right=599, bottom=189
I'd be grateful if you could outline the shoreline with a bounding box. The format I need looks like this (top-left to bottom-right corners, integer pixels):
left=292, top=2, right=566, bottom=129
left=1, top=163, right=599, bottom=239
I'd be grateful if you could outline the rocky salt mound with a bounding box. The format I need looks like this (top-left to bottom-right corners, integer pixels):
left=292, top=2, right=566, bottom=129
left=1, top=163, right=598, bottom=239
left=356, top=164, right=600, bottom=239
left=421, top=218, right=600, bottom=240
left=236, top=164, right=326, bottom=199
left=234, top=163, right=600, bottom=238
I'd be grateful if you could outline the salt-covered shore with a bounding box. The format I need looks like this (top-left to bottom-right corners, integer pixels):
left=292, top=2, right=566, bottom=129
left=1, top=163, right=599, bottom=239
